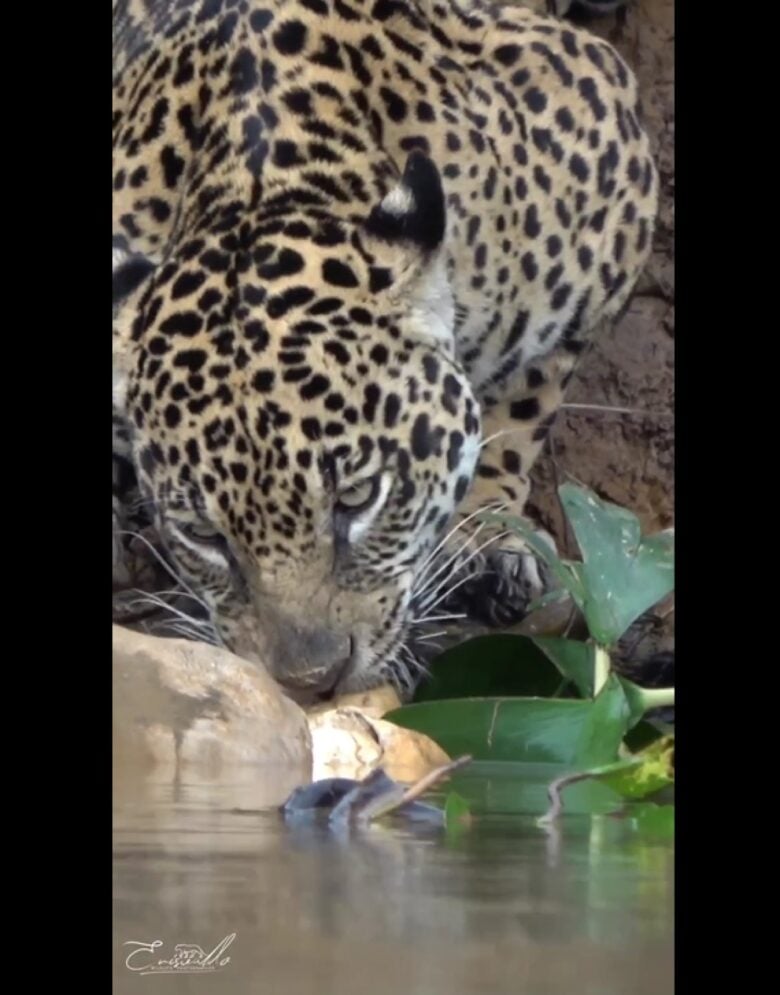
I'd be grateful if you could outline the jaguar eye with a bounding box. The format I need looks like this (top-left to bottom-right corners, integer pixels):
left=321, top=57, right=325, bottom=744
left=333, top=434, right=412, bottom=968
left=175, top=520, right=227, bottom=548
left=334, top=475, right=381, bottom=515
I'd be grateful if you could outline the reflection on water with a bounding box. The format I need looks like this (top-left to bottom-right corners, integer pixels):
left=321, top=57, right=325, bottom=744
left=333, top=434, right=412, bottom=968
left=113, top=766, right=673, bottom=995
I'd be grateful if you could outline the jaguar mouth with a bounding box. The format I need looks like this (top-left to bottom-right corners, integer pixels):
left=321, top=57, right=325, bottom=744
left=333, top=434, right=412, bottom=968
left=278, top=637, right=357, bottom=703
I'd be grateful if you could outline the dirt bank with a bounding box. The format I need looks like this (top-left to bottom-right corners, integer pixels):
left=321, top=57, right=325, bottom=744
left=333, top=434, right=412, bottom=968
left=528, top=0, right=675, bottom=551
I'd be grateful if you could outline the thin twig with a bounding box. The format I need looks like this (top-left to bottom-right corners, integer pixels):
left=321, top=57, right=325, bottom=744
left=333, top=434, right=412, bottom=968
left=538, top=771, right=592, bottom=825
left=398, top=754, right=473, bottom=807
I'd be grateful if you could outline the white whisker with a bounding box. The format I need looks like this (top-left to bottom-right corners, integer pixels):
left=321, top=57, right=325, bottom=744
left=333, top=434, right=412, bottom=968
left=152, top=587, right=211, bottom=613
left=413, top=500, right=511, bottom=609
left=125, top=593, right=214, bottom=633
left=479, top=428, right=530, bottom=450
left=415, top=526, right=504, bottom=613
left=416, top=501, right=507, bottom=578
left=419, top=530, right=511, bottom=617
left=173, top=626, right=218, bottom=644
left=411, top=612, right=467, bottom=625
left=118, top=529, right=203, bottom=608
left=414, top=522, right=486, bottom=604
left=151, top=619, right=220, bottom=645
left=401, top=645, right=431, bottom=680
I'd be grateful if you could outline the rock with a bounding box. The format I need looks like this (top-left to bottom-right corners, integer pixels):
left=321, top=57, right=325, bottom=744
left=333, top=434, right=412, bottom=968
left=367, top=715, right=451, bottom=780
left=306, top=684, right=403, bottom=720
left=113, top=627, right=445, bottom=790
left=113, top=625, right=312, bottom=775
left=307, top=708, right=383, bottom=781
left=307, top=705, right=451, bottom=782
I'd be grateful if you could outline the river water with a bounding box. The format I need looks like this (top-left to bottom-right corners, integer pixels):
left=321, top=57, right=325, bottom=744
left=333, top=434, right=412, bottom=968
left=114, top=763, right=673, bottom=994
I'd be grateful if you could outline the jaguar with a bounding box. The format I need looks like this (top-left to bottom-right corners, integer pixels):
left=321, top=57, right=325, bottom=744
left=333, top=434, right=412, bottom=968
left=112, top=0, right=658, bottom=697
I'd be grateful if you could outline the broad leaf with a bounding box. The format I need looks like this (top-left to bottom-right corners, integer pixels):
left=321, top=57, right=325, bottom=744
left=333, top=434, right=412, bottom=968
left=576, top=675, right=632, bottom=766
left=434, top=761, right=623, bottom=817
left=539, top=734, right=674, bottom=823
left=413, top=634, right=570, bottom=703
left=627, top=802, right=675, bottom=838
left=624, top=718, right=674, bottom=752
left=386, top=678, right=630, bottom=765
left=594, top=735, right=674, bottom=799
left=443, top=791, right=472, bottom=828
left=533, top=636, right=595, bottom=697
left=617, top=676, right=664, bottom=729
left=558, top=484, right=674, bottom=645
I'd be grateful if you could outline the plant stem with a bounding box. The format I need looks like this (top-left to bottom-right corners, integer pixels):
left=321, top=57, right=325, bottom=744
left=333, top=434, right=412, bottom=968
left=594, top=645, right=611, bottom=695
left=639, top=687, right=675, bottom=711
left=538, top=770, right=591, bottom=825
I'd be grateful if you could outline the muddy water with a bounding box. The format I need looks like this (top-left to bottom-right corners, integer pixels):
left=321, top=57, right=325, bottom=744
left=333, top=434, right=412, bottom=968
left=113, top=766, right=673, bottom=995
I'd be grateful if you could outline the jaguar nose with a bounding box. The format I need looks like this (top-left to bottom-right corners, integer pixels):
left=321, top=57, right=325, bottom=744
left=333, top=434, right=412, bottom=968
left=279, top=666, right=345, bottom=702
left=277, top=637, right=356, bottom=700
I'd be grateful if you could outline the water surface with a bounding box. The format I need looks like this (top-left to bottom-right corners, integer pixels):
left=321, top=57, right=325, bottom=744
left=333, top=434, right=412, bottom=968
left=114, top=765, right=673, bottom=994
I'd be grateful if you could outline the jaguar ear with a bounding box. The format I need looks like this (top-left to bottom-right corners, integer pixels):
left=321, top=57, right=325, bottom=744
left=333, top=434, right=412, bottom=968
left=366, top=151, right=446, bottom=255
left=365, top=153, right=454, bottom=350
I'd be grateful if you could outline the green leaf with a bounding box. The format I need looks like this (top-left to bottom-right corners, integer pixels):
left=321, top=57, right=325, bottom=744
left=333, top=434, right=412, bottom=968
left=617, top=676, right=661, bottom=728
left=618, top=677, right=649, bottom=727
left=623, top=718, right=672, bottom=752
left=624, top=802, right=675, bottom=838
left=386, top=677, right=630, bottom=766
left=585, top=735, right=674, bottom=800
left=413, top=634, right=570, bottom=703
left=443, top=791, right=471, bottom=828
left=532, top=636, right=595, bottom=697
left=558, top=484, right=674, bottom=645
left=612, top=678, right=675, bottom=729
left=440, top=762, right=623, bottom=817
left=538, top=733, right=674, bottom=824
left=576, top=675, right=632, bottom=766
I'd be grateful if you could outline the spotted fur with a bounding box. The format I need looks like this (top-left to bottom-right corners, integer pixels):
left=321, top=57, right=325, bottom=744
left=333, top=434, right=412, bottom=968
left=113, top=0, right=657, bottom=696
